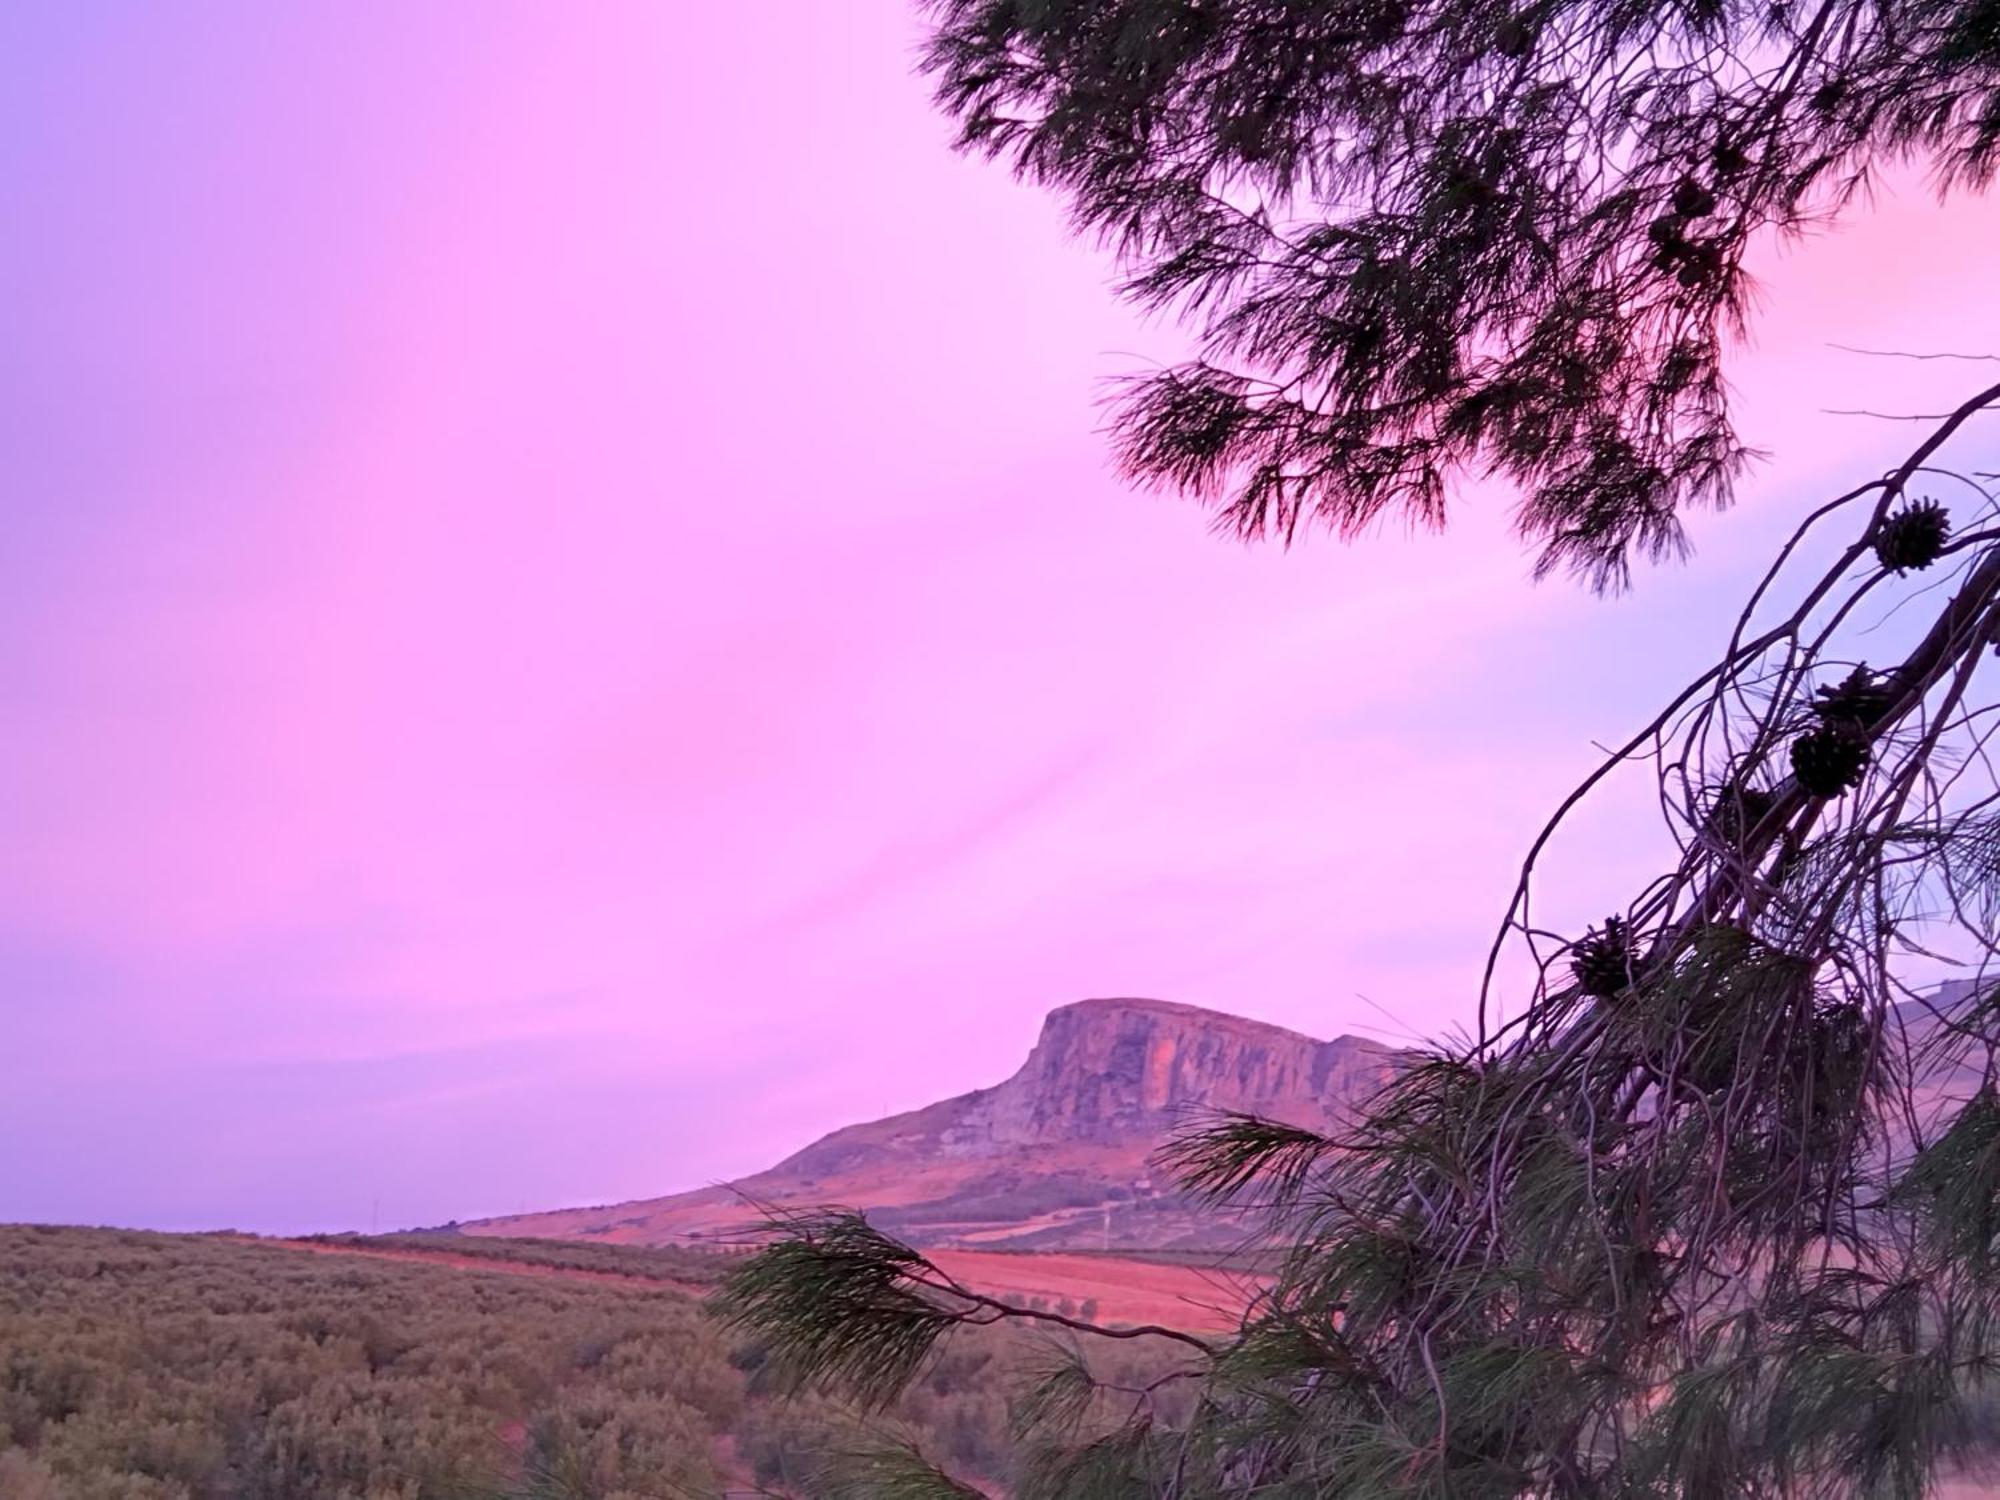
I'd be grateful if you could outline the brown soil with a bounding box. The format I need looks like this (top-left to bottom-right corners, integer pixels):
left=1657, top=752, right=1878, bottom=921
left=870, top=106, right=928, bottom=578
left=927, top=1247, right=1261, bottom=1334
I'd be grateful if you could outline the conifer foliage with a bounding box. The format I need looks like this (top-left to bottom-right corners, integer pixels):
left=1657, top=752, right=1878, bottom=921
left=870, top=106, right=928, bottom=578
left=721, top=3, right=2000, bottom=1496
left=917, top=0, right=2000, bottom=589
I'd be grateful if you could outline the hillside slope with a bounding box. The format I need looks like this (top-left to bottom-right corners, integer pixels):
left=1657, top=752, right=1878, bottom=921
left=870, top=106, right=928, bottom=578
left=464, top=997, right=1395, bottom=1252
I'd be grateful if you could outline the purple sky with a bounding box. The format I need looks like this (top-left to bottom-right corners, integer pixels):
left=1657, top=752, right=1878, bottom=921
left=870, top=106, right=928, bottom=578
left=6, top=5, right=1999, bottom=1234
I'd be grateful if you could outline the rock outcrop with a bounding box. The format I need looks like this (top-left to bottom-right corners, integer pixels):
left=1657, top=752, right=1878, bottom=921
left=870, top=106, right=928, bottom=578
left=463, top=998, right=1395, bottom=1252
left=987, top=996, right=1388, bottom=1142
left=779, top=998, right=1385, bottom=1177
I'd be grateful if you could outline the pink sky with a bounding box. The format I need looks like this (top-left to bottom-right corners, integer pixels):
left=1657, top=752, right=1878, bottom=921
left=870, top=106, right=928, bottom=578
left=5, top=4, right=1999, bottom=1233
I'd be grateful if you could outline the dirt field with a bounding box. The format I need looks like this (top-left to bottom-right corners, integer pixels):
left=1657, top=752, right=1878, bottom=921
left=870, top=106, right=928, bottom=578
left=243, top=1234, right=1261, bottom=1334
left=927, top=1247, right=1262, bottom=1333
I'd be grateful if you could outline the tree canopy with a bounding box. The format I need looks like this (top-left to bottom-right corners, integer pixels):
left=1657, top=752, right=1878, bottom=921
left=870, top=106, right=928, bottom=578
left=921, top=0, right=2000, bottom=587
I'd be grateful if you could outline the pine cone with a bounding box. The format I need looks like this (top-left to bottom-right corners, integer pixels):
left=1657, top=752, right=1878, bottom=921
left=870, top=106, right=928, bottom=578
left=1571, top=917, right=1635, bottom=999
left=1672, top=179, right=1717, bottom=218
left=1813, top=666, right=1894, bottom=728
left=1706, top=783, right=1776, bottom=845
left=1791, top=721, right=1870, bottom=797
left=1874, top=500, right=1950, bottom=574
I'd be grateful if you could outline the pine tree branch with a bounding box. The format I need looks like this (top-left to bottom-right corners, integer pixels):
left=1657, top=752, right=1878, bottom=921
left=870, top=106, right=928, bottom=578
left=908, top=1262, right=1220, bottom=1357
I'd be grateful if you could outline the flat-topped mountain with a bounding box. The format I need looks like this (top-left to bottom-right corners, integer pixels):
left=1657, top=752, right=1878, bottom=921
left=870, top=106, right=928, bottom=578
left=462, top=998, right=1395, bottom=1252
left=774, top=998, right=1388, bottom=1173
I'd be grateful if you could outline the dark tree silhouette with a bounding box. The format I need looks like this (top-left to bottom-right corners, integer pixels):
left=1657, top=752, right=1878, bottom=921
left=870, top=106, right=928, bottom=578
left=721, top=3, right=2000, bottom=1496
left=919, top=0, right=2000, bottom=589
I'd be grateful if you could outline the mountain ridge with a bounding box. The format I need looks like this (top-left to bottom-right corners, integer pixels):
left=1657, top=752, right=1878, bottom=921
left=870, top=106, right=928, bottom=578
left=460, top=997, right=1397, bottom=1252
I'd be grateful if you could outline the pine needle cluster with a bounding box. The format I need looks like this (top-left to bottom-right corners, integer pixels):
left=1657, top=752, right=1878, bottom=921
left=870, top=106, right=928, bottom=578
left=712, top=1210, right=965, bottom=1409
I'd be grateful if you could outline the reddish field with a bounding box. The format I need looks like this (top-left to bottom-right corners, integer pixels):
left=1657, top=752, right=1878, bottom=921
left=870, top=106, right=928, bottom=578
left=920, top=1248, right=1259, bottom=1333
left=244, top=1235, right=1260, bottom=1335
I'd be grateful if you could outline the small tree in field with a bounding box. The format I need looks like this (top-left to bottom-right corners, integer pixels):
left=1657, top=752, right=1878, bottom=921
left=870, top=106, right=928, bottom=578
left=721, top=2, right=2000, bottom=1495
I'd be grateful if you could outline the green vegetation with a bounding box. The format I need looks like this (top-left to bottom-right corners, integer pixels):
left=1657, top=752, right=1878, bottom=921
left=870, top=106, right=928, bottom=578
left=312, top=1234, right=736, bottom=1286
left=0, top=1224, right=1189, bottom=1499
left=0, top=1225, right=736, bottom=1500
left=870, top=1172, right=1112, bottom=1230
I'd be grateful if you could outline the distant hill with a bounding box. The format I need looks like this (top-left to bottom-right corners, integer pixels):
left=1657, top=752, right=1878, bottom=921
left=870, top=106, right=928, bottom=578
left=462, top=997, right=1398, bottom=1252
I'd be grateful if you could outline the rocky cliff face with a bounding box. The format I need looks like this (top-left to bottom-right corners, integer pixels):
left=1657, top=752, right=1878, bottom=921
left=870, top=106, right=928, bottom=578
left=466, top=998, right=1395, bottom=1252
left=980, top=997, right=1387, bottom=1143
left=772, top=998, right=1390, bottom=1177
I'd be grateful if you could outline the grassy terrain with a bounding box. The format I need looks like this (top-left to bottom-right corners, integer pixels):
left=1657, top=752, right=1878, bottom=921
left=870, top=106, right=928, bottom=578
left=0, top=1224, right=1187, bottom=1499
left=306, top=1232, right=739, bottom=1285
